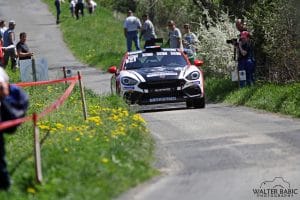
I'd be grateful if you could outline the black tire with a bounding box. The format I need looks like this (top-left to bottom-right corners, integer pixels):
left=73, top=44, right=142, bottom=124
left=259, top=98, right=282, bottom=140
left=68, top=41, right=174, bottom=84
left=186, top=99, right=193, bottom=108
left=193, top=97, right=205, bottom=108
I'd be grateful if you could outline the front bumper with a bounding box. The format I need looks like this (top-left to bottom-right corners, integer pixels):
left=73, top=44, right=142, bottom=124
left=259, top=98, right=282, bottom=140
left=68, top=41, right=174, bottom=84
left=123, top=80, right=203, bottom=104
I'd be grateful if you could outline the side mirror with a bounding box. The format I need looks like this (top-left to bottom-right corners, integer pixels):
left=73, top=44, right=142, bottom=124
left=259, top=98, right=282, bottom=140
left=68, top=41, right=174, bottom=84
left=194, top=59, right=204, bottom=67
left=108, top=66, right=117, bottom=74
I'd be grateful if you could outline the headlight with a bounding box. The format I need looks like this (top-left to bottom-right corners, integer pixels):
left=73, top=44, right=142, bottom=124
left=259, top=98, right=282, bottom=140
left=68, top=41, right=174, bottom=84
left=121, top=77, right=138, bottom=85
left=186, top=71, right=200, bottom=80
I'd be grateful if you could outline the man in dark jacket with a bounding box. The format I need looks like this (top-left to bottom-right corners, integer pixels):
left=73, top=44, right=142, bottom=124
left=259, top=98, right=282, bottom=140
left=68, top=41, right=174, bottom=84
left=0, top=68, right=29, bottom=190
left=237, top=31, right=255, bottom=87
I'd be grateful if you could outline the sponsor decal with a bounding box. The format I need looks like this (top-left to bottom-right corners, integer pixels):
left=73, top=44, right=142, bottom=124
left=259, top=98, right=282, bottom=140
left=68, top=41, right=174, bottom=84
left=142, top=53, right=153, bottom=57
left=149, top=97, right=176, bottom=102
left=147, top=72, right=177, bottom=77
left=170, top=52, right=181, bottom=55
left=252, top=177, right=298, bottom=198
left=153, top=88, right=171, bottom=92
left=126, top=55, right=138, bottom=63
left=157, top=52, right=168, bottom=56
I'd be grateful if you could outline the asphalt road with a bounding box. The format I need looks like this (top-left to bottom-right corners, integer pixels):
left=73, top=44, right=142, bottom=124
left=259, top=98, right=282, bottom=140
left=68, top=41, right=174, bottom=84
left=2, top=1, right=300, bottom=200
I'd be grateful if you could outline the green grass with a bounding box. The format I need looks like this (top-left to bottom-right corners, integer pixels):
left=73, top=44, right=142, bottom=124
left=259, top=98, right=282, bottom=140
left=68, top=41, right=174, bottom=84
left=44, top=0, right=126, bottom=70
left=1, top=68, right=157, bottom=199
left=205, top=77, right=300, bottom=118
left=0, top=2, right=158, bottom=199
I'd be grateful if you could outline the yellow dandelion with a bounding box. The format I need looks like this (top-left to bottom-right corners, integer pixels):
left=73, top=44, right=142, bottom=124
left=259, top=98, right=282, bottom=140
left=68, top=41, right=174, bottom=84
left=132, top=114, right=146, bottom=124
left=27, top=187, right=36, bottom=194
left=66, top=127, right=74, bottom=131
left=101, top=158, right=109, bottom=164
left=75, top=137, right=80, bottom=141
left=55, top=123, right=64, bottom=129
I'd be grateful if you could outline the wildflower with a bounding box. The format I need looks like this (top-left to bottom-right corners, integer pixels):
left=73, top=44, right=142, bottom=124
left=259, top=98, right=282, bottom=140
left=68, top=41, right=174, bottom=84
left=27, top=187, right=36, bottom=194
left=55, top=123, right=64, bottom=129
left=132, top=114, right=146, bottom=124
left=101, top=158, right=109, bottom=164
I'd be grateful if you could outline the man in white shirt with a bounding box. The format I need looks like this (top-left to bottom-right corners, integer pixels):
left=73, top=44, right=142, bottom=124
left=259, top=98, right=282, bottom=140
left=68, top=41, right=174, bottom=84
left=167, top=20, right=183, bottom=49
left=0, top=20, right=7, bottom=38
left=123, top=10, right=141, bottom=52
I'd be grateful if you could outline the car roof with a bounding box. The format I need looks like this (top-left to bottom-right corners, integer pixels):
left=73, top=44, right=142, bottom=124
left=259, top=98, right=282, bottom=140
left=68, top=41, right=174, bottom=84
left=127, top=46, right=181, bottom=56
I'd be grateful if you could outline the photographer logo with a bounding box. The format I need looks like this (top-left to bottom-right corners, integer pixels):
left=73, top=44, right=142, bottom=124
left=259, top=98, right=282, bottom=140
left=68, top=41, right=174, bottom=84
left=253, top=177, right=298, bottom=198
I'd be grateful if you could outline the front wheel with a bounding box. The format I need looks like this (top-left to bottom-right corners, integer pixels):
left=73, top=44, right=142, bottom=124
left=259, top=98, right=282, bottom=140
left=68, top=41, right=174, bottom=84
left=186, top=97, right=205, bottom=109
left=193, top=97, right=205, bottom=108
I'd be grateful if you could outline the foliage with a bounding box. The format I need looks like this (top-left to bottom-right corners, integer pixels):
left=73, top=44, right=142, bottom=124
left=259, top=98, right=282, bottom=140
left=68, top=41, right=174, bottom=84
left=194, top=11, right=238, bottom=75
left=249, top=0, right=299, bottom=82
left=1, top=68, right=156, bottom=199
left=134, top=0, right=300, bottom=83
left=96, top=0, right=137, bottom=12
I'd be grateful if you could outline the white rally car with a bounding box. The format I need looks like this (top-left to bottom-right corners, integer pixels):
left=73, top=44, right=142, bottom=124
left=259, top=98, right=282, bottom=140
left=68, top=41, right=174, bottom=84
left=108, top=46, right=205, bottom=108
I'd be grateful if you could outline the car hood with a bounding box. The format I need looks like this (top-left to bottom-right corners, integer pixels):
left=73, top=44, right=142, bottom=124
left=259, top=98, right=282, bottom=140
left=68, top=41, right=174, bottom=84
left=132, top=66, right=184, bottom=81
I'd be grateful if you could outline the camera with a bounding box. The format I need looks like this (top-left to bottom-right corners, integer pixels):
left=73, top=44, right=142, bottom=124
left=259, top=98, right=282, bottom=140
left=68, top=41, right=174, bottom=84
left=226, top=38, right=238, bottom=45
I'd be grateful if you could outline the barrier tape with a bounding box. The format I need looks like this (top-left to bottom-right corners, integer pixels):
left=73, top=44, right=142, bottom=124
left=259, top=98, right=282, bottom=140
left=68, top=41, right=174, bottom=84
left=39, top=79, right=77, bottom=118
left=14, top=76, right=78, bottom=87
left=0, top=77, right=78, bottom=131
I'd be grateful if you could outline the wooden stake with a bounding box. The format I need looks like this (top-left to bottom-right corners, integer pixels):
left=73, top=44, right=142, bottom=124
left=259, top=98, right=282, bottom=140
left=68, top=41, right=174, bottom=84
left=32, top=57, right=37, bottom=82
left=77, top=71, right=88, bottom=120
left=33, top=113, right=42, bottom=183
left=62, top=66, right=67, bottom=85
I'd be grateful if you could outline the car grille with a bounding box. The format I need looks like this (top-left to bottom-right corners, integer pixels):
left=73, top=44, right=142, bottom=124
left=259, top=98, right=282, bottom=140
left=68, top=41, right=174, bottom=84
left=138, top=79, right=186, bottom=89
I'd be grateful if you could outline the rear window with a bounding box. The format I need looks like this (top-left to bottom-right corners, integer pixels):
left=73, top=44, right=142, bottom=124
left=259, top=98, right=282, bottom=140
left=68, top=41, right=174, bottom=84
left=125, top=51, right=188, bottom=70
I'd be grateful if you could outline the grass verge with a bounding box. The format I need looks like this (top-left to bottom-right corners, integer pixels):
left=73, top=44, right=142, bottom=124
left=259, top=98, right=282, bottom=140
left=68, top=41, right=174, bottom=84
left=205, top=77, right=300, bottom=118
left=1, top=70, right=156, bottom=199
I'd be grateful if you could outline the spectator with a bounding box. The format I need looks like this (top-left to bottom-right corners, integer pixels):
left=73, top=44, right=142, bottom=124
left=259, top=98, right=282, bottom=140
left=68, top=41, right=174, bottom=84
left=0, top=20, right=5, bottom=66
left=0, top=20, right=7, bottom=38
left=16, top=32, right=34, bottom=60
left=182, top=23, right=199, bottom=62
left=69, top=0, right=76, bottom=18
left=235, top=18, right=247, bottom=34
left=86, top=0, right=97, bottom=14
left=54, top=0, right=64, bottom=24
left=237, top=31, right=255, bottom=87
left=3, top=20, right=17, bottom=71
left=140, top=14, right=156, bottom=48
left=0, top=34, right=4, bottom=67
left=75, top=0, right=85, bottom=20
left=123, top=10, right=141, bottom=52
left=0, top=67, right=29, bottom=190
left=167, top=20, right=183, bottom=49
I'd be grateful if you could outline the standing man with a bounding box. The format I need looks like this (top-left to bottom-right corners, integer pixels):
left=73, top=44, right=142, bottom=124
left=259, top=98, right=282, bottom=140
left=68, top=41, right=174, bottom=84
left=0, top=20, right=7, bottom=38
left=140, top=14, right=156, bottom=48
left=167, top=20, right=183, bottom=49
left=0, top=68, right=29, bottom=190
left=237, top=31, right=255, bottom=87
left=123, top=10, right=141, bottom=52
left=182, top=23, right=199, bottom=62
left=0, top=20, right=6, bottom=67
left=16, top=32, right=34, bottom=60
left=3, top=20, right=17, bottom=71
left=54, top=0, right=64, bottom=24
left=75, top=0, right=85, bottom=20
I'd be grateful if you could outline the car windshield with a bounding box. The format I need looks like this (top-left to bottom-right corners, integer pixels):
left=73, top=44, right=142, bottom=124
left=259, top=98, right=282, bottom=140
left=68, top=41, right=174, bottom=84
left=125, top=51, right=188, bottom=70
